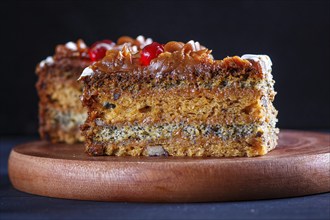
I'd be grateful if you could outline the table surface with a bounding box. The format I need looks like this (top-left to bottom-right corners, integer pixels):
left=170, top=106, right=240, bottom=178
left=1, top=135, right=330, bottom=220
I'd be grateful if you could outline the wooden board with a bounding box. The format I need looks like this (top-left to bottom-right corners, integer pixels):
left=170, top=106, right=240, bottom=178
left=8, top=130, right=330, bottom=202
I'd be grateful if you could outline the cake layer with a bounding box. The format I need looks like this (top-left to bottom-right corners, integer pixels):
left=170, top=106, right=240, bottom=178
left=84, top=122, right=278, bottom=157
left=46, top=109, right=87, bottom=131
left=45, top=79, right=82, bottom=108
left=40, top=109, right=87, bottom=143
left=93, top=123, right=263, bottom=143
left=92, top=87, right=275, bottom=125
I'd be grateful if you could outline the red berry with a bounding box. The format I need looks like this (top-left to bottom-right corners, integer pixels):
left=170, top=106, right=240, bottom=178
left=140, top=42, right=164, bottom=66
left=88, top=40, right=114, bottom=61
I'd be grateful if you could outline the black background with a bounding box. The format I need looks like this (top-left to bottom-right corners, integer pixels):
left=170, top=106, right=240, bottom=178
left=1, top=0, right=329, bottom=135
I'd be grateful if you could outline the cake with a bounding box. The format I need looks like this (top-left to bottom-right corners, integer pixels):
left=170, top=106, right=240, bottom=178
left=35, top=36, right=152, bottom=143
left=79, top=40, right=279, bottom=157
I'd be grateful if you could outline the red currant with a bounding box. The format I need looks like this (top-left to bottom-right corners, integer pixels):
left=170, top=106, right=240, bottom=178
left=88, top=40, right=114, bottom=61
left=140, top=42, right=164, bottom=66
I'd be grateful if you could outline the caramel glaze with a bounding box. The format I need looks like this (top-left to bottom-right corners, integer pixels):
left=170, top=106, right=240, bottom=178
left=82, top=41, right=264, bottom=92
left=37, top=36, right=149, bottom=73
left=36, top=39, right=91, bottom=78
left=90, top=87, right=265, bottom=126
left=54, top=39, right=90, bottom=59
left=53, top=36, right=145, bottom=60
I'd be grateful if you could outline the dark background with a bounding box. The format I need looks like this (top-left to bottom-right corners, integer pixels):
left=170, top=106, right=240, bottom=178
left=1, top=0, right=329, bottom=135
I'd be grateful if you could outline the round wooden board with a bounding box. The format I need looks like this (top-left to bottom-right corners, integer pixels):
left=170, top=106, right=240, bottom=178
left=8, top=130, right=330, bottom=202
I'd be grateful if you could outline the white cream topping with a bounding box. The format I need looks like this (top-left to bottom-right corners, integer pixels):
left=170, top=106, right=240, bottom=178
left=78, top=67, right=94, bottom=80
left=131, top=45, right=138, bottom=54
left=241, top=54, right=272, bottom=74
left=39, top=56, right=54, bottom=68
left=136, top=35, right=153, bottom=48
left=136, top=35, right=144, bottom=43
left=187, top=40, right=201, bottom=51
left=65, top=41, right=78, bottom=51
left=79, top=41, right=87, bottom=49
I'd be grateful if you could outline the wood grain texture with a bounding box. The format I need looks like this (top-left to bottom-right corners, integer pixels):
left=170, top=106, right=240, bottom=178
left=8, top=130, right=330, bottom=202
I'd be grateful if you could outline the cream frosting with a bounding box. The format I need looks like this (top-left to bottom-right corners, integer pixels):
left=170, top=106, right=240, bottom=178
left=241, top=54, right=272, bottom=74
left=78, top=67, right=94, bottom=80
left=136, top=35, right=153, bottom=48
left=39, top=56, right=54, bottom=68
left=187, top=40, right=201, bottom=51
left=65, top=41, right=78, bottom=51
left=79, top=41, right=87, bottom=49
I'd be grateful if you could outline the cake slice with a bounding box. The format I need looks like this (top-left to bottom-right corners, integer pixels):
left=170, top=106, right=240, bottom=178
left=80, top=41, right=278, bottom=156
left=35, top=36, right=153, bottom=143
